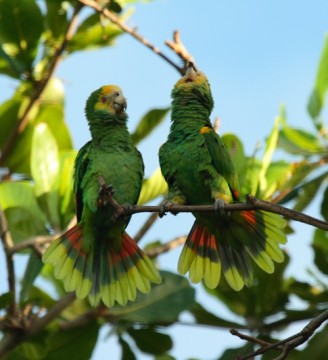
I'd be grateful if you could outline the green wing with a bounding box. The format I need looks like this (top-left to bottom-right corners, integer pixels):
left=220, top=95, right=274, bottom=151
left=74, top=141, right=91, bottom=222
left=201, top=127, right=240, bottom=200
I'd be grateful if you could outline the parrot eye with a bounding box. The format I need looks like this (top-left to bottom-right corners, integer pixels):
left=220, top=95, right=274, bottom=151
left=100, top=96, right=107, bottom=103
left=114, top=92, right=120, bottom=97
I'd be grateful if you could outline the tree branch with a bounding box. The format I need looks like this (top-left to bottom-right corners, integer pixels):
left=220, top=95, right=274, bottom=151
left=0, top=1, right=83, bottom=166
left=233, top=309, right=328, bottom=360
left=0, top=207, right=17, bottom=316
left=96, top=190, right=328, bottom=231
left=78, top=0, right=186, bottom=74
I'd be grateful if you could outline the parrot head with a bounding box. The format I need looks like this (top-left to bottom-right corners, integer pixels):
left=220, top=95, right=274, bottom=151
left=172, top=62, right=214, bottom=113
left=85, top=85, right=127, bottom=124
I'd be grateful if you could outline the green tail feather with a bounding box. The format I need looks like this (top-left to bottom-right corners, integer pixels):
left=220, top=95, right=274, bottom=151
left=178, top=210, right=287, bottom=291
left=42, top=225, right=161, bottom=307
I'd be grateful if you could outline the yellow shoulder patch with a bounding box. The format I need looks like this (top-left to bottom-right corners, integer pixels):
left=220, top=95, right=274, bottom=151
left=199, top=126, right=212, bottom=134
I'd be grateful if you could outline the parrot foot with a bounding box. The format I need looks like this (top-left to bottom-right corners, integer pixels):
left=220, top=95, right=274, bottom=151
left=214, top=199, right=230, bottom=217
left=98, top=182, right=115, bottom=206
left=159, top=200, right=176, bottom=218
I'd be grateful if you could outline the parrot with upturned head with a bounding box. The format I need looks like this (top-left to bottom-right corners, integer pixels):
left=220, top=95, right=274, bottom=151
left=159, top=63, right=287, bottom=291
left=43, top=85, right=161, bottom=307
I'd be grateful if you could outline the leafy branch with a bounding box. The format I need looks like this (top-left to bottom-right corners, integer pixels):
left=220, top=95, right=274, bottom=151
left=0, top=1, right=83, bottom=166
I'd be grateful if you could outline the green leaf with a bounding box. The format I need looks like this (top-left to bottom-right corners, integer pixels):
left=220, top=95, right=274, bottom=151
left=205, top=255, right=290, bottom=320
left=68, top=13, right=124, bottom=53
left=257, top=116, right=280, bottom=197
left=110, top=271, right=195, bottom=323
left=44, top=321, right=99, bottom=360
left=312, top=228, right=328, bottom=275
left=0, top=181, right=47, bottom=243
left=278, top=126, right=324, bottom=156
left=25, top=286, right=57, bottom=308
left=307, top=35, right=328, bottom=121
left=190, top=303, right=243, bottom=329
left=31, top=123, right=59, bottom=195
left=138, top=167, right=168, bottom=204
left=219, top=343, right=254, bottom=360
left=131, top=107, right=170, bottom=145
left=128, top=328, right=173, bottom=355
left=20, top=252, right=44, bottom=302
left=45, top=0, right=70, bottom=39
left=0, top=0, right=43, bottom=77
left=320, top=185, right=328, bottom=221
left=293, top=171, right=328, bottom=213
left=119, top=336, right=137, bottom=360
left=0, top=292, right=13, bottom=309
left=288, top=278, right=328, bottom=304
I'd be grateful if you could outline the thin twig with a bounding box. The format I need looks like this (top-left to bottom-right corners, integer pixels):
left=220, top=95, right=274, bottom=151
left=0, top=1, right=83, bottom=166
left=146, top=235, right=186, bottom=258
left=234, top=309, right=328, bottom=360
left=0, top=207, right=17, bottom=316
left=78, top=0, right=184, bottom=74
left=230, top=329, right=276, bottom=348
left=134, top=211, right=159, bottom=243
left=7, top=235, right=57, bottom=255
left=165, top=30, right=194, bottom=65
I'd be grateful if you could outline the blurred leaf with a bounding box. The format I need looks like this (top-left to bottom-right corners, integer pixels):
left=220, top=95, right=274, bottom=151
left=44, top=321, right=99, bottom=360
left=307, top=35, right=328, bottom=122
left=293, top=171, right=328, bottom=213
left=277, top=160, right=322, bottom=204
left=0, top=181, right=47, bottom=242
left=119, top=336, right=137, bottom=360
left=0, top=0, right=43, bottom=77
left=288, top=278, right=328, bottom=304
left=320, top=185, right=328, bottom=221
left=219, top=343, right=254, bottom=360
left=45, top=0, right=69, bottom=39
left=111, top=271, right=195, bottom=323
left=138, top=167, right=168, bottom=204
left=278, top=126, right=324, bottom=156
left=68, top=13, right=123, bottom=53
left=257, top=116, right=281, bottom=197
left=128, top=328, right=173, bottom=355
left=5, top=331, right=49, bottom=360
left=262, top=160, right=290, bottom=200
left=31, top=123, right=59, bottom=195
left=20, top=252, right=44, bottom=302
left=312, top=228, right=328, bottom=275
left=205, top=255, right=290, bottom=320
left=131, top=107, right=170, bottom=145
left=25, top=286, right=57, bottom=308
left=190, top=303, right=243, bottom=329
left=155, top=355, right=176, bottom=360
left=56, top=151, right=76, bottom=228
left=0, top=292, right=12, bottom=309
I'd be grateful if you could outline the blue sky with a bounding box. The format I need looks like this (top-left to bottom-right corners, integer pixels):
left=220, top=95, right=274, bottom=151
left=1, top=0, right=328, bottom=359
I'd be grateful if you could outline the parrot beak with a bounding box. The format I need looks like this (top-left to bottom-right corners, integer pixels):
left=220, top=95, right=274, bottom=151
left=113, top=94, right=127, bottom=114
left=184, top=61, right=198, bottom=81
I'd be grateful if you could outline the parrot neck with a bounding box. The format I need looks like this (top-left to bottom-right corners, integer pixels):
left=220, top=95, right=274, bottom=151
left=88, top=114, right=132, bottom=150
left=170, top=97, right=212, bottom=135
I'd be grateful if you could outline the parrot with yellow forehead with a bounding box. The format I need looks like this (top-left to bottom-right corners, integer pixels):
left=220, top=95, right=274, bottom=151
left=159, top=63, right=287, bottom=291
left=43, top=85, right=161, bottom=307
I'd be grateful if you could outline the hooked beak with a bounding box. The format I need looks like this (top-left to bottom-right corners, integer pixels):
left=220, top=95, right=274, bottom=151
left=184, top=61, right=198, bottom=81
left=113, top=94, right=127, bottom=114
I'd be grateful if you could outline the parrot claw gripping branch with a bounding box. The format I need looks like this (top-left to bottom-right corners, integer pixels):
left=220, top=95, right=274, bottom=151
left=43, top=85, right=161, bottom=308
left=159, top=61, right=288, bottom=292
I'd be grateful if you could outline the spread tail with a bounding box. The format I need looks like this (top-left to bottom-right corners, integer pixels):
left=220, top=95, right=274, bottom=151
left=42, top=225, right=161, bottom=307
left=178, top=210, right=287, bottom=291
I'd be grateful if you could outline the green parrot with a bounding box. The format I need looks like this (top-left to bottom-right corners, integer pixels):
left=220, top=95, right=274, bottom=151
left=159, top=63, right=287, bottom=291
left=43, top=85, right=161, bottom=307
